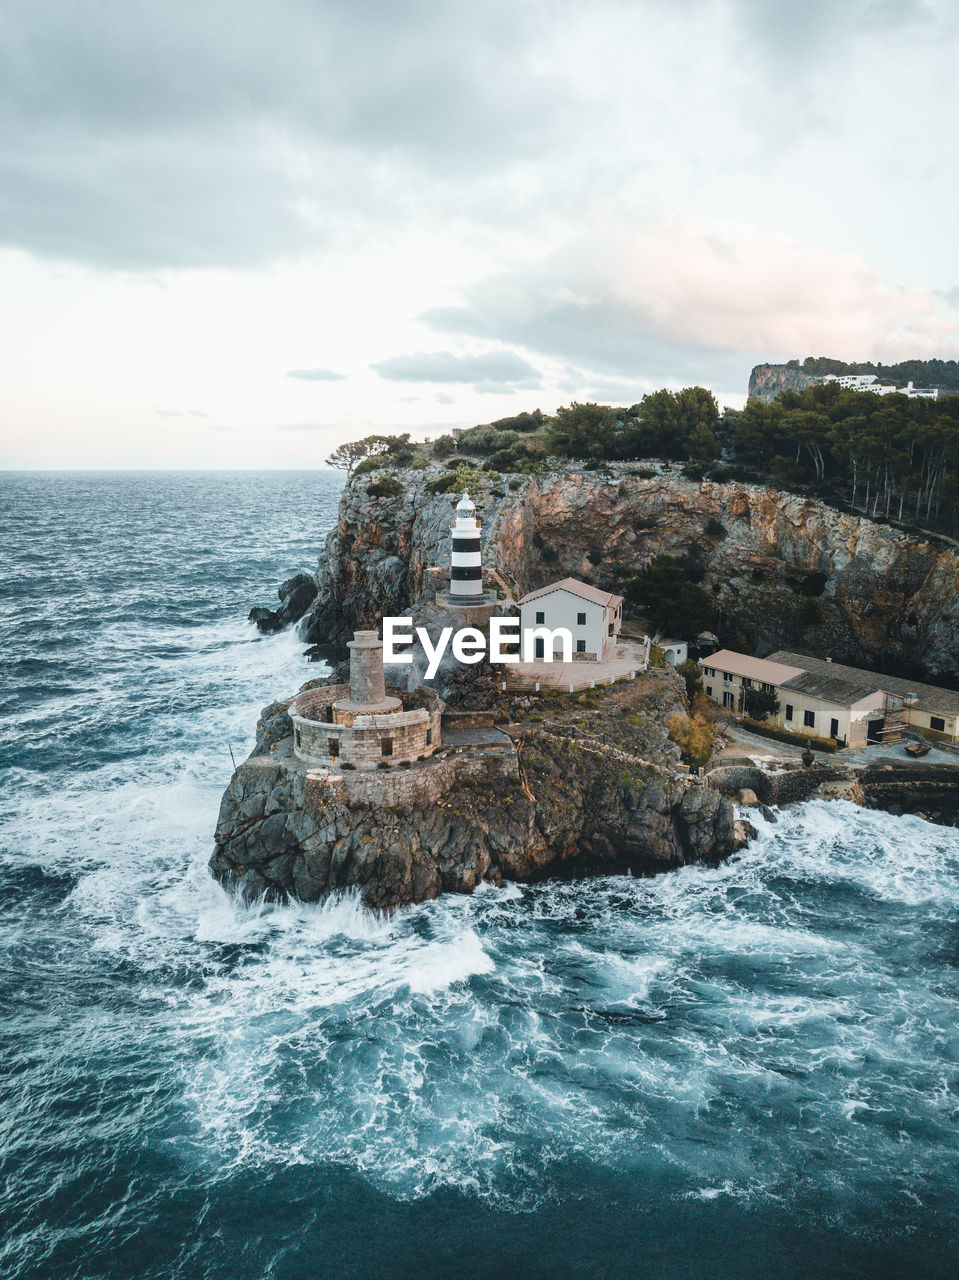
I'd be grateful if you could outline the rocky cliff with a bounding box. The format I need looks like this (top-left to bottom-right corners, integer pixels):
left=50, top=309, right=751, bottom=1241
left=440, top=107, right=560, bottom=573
left=747, top=363, right=816, bottom=402
left=301, top=463, right=959, bottom=679
left=210, top=673, right=748, bottom=910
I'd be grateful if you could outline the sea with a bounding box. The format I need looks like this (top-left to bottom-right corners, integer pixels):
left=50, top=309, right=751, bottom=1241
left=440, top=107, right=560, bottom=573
left=1, top=470, right=957, bottom=1280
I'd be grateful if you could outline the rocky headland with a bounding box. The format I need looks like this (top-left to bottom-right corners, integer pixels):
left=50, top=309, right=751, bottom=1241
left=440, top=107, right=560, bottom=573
left=210, top=671, right=750, bottom=909
left=299, top=462, right=959, bottom=679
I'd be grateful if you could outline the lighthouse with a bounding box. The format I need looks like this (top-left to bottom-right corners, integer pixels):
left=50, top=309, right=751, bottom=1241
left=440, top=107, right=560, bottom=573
left=449, top=492, right=484, bottom=600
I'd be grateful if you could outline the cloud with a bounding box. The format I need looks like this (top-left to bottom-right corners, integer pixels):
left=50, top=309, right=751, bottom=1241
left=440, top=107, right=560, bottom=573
left=285, top=367, right=347, bottom=381
left=0, top=0, right=573, bottom=268
left=274, top=422, right=337, bottom=433
left=156, top=407, right=209, bottom=418
left=372, top=349, right=542, bottom=392
left=421, top=219, right=959, bottom=387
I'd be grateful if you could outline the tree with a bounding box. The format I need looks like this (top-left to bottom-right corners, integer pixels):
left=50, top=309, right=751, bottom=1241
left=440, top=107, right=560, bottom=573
left=743, top=687, right=779, bottom=721
left=676, top=658, right=703, bottom=702
left=625, top=557, right=713, bottom=636
left=667, top=712, right=714, bottom=768
left=326, top=434, right=390, bottom=478
left=686, top=422, right=720, bottom=466
left=547, top=402, right=617, bottom=459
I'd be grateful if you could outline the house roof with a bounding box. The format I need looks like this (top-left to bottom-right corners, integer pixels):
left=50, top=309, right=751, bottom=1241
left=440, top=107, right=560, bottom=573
left=700, top=649, right=804, bottom=685
left=768, top=651, right=959, bottom=719
left=518, top=577, right=623, bottom=609
left=778, top=669, right=883, bottom=708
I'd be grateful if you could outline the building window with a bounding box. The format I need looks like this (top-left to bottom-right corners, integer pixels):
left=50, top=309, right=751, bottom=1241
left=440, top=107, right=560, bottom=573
left=608, top=623, right=614, bottom=635
left=381, top=738, right=393, bottom=756
left=931, top=715, right=946, bottom=732
left=804, top=710, right=816, bottom=728
left=705, top=685, right=713, bottom=697
left=426, top=728, right=433, bottom=746
left=742, top=677, right=752, bottom=689
left=785, top=704, right=793, bottom=721
left=704, top=667, right=715, bottom=677
left=535, top=610, right=544, bottom=624
left=762, top=682, right=773, bottom=692
left=329, top=738, right=339, bottom=757
left=576, top=639, right=586, bottom=652
left=723, top=672, right=732, bottom=683
left=577, top=612, right=587, bottom=625
left=722, top=691, right=735, bottom=709
left=295, top=727, right=301, bottom=747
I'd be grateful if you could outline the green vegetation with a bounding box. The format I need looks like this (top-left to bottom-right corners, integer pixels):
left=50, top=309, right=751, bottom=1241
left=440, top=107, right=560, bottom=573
left=676, top=658, right=704, bottom=702
left=741, top=719, right=838, bottom=752
left=366, top=475, right=404, bottom=498
left=743, top=687, right=779, bottom=721
left=625, top=557, right=713, bottom=636
left=667, top=712, right=714, bottom=768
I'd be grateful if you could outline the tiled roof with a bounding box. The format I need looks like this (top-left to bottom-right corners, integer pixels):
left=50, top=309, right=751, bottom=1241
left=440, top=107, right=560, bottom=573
left=700, top=649, right=804, bottom=685
left=518, top=577, right=623, bottom=609
left=768, top=651, right=959, bottom=718
left=778, top=670, right=882, bottom=707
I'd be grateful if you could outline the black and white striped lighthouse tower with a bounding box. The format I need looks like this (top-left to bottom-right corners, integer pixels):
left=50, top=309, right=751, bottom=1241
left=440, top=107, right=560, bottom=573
left=435, top=490, right=498, bottom=617
left=449, top=492, right=484, bottom=600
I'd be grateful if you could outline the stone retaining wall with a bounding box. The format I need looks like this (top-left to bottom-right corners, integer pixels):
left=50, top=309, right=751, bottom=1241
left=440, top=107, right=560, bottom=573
left=305, top=748, right=518, bottom=808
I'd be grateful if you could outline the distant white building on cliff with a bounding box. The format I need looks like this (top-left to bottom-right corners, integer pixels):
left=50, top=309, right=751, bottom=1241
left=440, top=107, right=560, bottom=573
left=819, top=373, right=939, bottom=400
left=518, top=577, right=622, bottom=661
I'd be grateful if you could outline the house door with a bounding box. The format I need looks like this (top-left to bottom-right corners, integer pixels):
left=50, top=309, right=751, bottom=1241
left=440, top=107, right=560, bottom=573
left=830, top=718, right=839, bottom=739
left=534, top=637, right=544, bottom=659
left=867, top=718, right=884, bottom=742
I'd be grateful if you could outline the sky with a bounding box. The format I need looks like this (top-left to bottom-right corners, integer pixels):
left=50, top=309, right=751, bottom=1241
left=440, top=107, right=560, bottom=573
left=1, top=0, right=957, bottom=469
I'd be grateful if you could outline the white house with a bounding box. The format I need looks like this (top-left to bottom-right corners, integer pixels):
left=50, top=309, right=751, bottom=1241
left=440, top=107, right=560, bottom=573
left=518, top=577, right=623, bottom=662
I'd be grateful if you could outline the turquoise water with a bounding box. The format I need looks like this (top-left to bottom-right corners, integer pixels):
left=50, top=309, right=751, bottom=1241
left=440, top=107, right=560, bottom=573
left=1, top=471, right=957, bottom=1279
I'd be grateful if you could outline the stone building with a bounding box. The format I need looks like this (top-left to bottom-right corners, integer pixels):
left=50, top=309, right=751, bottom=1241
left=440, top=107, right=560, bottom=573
left=289, top=630, right=444, bottom=768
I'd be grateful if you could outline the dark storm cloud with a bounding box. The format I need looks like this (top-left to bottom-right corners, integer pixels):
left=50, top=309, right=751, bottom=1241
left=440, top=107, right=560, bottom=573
left=285, top=368, right=347, bottom=382
left=372, top=350, right=542, bottom=392
left=0, top=0, right=572, bottom=268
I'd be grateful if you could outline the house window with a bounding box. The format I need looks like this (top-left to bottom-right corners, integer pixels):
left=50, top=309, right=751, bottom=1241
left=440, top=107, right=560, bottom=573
left=608, top=623, right=614, bottom=635
left=329, top=738, right=339, bottom=757
left=722, top=691, right=735, bottom=709
left=931, top=715, right=946, bottom=732
left=785, top=704, right=793, bottom=721
left=381, top=738, right=393, bottom=756
left=742, top=677, right=752, bottom=689
left=704, top=667, right=715, bottom=677
left=804, top=710, right=816, bottom=728
left=705, top=685, right=713, bottom=697
left=576, top=639, right=586, bottom=652
left=577, top=612, right=587, bottom=625
left=295, top=727, right=301, bottom=747
left=723, top=672, right=732, bottom=683
left=426, top=728, right=433, bottom=745
left=535, top=610, right=545, bottom=624
left=762, top=682, right=773, bottom=693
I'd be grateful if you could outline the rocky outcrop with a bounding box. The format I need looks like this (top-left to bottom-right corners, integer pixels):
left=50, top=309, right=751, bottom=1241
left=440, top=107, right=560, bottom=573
left=249, top=571, right=317, bottom=634
left=300, top=464, right=959, bottom=678
left=210, top=672, right=748, bottom=909
left=747, top=363, right=816, bottom=402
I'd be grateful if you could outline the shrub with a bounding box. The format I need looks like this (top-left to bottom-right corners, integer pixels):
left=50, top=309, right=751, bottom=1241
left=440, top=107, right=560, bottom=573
left=741, top=719, right=837, bottom=752
left=676, top=658, right=703, bottom=702
left=630, top=467, right=657, bottom=479
left=743, top=687, right=779, bottom=721
left=667, top=712, right=714, bottom=768
left=800, top=571, right=829, bottom=597
left=367, top=476, right=404, bottom=498
left=431, top=434, right=457, bottom=458
left=587, top=549, right=603, bottom=565
left=705, top=518, right=727, bottom=540
left=354, top=455, right=383, bottom=476
left=509, top=478, right=523, bottom=490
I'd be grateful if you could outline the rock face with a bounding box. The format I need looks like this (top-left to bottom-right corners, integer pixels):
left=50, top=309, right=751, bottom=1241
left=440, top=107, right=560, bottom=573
left=249, top=571, right=317, bottom=634
left=300, top=464, right=959, bottom=678
left=210, top=673, right=747, bottom=910
left=747, top=363, right=816, bottom=402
